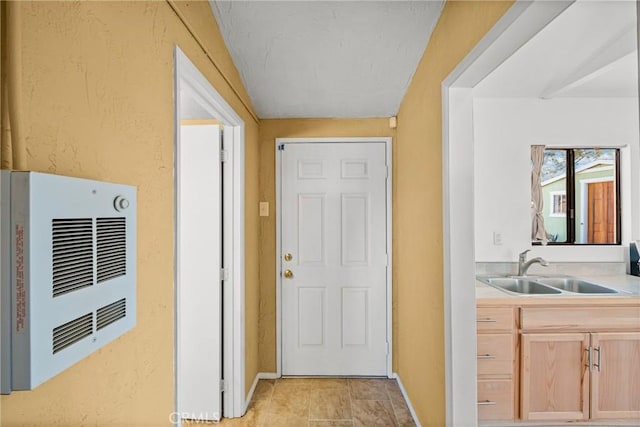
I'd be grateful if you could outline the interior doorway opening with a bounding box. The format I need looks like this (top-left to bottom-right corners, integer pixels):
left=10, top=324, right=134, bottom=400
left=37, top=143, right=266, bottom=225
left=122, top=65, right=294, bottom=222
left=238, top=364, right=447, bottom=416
left=174, top=47, right=246, bottom=423
left=442, top=1, right=578, bottom=425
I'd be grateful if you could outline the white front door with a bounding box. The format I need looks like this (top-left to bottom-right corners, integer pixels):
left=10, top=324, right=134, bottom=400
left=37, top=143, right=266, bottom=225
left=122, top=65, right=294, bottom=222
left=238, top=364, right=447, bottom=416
left=280, top=142, right=389, bottom=376
left=178, top=124, right=222, bottom=421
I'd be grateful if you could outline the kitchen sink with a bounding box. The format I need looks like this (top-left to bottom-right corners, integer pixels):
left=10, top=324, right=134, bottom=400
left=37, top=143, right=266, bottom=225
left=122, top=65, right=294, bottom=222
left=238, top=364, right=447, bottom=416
left=481, top=277, right=561, bottom=295
left=535, top=278, right=620, bottom=294
left=477, top=275, right=626, bottom=296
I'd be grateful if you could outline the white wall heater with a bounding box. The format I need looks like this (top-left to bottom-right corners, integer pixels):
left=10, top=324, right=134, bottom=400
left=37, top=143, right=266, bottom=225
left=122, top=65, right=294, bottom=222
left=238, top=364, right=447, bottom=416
left=0, top=171, right=136, bottom=393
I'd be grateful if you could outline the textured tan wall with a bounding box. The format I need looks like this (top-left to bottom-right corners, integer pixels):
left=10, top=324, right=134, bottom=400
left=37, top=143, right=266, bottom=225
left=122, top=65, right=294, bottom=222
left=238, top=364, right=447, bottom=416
left=258, top=119, right=395, bottom=372
left=0, top=1, right=260, bottom=426
left=394, top=1, right=513, bottom=424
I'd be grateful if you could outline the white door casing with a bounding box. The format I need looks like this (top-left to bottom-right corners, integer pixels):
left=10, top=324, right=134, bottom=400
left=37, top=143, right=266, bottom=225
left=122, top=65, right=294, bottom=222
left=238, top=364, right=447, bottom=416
left=177, top=124, right=222, bottom=421
left=441, top=2, right=576, bottom=425
left=174, top=46, right=245, bottom=421
left=279, top=141, right=390, bottom=376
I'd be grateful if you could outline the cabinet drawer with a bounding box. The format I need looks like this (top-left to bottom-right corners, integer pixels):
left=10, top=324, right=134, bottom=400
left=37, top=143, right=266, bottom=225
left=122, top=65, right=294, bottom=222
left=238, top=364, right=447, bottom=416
left=521, top=306, right=640, bottom=332
left=477, top=334, right=514, bottom=376
left=477, top=307, right=514, bottom=333
left=478, top=379, right=514, bottom=421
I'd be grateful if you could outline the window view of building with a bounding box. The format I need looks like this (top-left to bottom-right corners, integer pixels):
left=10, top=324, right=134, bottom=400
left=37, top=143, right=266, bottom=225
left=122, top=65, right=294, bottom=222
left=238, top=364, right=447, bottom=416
left=540, top=148, right=619, bottom=244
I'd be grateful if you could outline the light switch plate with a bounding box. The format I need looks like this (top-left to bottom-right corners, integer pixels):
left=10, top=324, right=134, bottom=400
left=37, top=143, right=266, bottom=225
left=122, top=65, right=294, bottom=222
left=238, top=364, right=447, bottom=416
left=259, top=202, right=269, bottom=217
left=493, top=231, right=503, bottom=245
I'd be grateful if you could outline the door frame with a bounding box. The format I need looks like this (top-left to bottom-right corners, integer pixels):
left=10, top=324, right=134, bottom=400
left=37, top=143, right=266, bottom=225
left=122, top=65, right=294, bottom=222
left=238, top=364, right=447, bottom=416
left=441, top=1, right=576, bottom=425
left=275, top=137, right=393, bottom=377
left=579, top=177, right=615, bottom=243
left=174, top=47, right=246, bottom=421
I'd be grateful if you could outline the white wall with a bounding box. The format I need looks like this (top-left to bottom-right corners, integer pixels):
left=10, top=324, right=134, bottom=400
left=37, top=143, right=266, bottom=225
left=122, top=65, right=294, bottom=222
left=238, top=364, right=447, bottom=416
left=473, top=97, right=639, bottom=263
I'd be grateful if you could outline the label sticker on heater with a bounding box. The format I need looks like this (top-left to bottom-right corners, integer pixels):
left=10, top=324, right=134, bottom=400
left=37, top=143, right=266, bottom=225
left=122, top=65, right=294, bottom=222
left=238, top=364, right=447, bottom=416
left=15, top=223, right=25, bottom=332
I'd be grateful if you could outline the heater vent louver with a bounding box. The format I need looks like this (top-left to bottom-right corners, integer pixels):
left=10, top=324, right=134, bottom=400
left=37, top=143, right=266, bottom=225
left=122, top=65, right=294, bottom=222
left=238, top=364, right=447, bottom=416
left=96, top=218, right=126, bottom=283
left=52, top=218, right=94, bottom=297
left=96, top=298, right=126, bottom=331
left=5, top=171, right=136, bottom=393
left=52, top=313, right=93, bottom=354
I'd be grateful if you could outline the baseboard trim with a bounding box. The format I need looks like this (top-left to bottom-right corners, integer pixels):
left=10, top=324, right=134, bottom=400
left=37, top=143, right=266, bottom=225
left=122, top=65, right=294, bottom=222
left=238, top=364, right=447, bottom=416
left=258, top=372, right=279, bottom=380
left=392, top=373, right=421, bottom=427
left=244, top=372, right=279, bottom=412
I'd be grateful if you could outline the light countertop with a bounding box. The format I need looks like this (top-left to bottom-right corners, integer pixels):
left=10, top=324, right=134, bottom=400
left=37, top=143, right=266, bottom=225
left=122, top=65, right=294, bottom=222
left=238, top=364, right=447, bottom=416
left=476, top=273, right=640, bottom=306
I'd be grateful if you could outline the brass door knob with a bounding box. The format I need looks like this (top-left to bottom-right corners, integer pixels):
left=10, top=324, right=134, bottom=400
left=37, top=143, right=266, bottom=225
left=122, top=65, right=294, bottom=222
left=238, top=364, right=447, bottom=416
left=284, top=253, right=293, bottom=262
left=283, top=269, right=293, bottom=279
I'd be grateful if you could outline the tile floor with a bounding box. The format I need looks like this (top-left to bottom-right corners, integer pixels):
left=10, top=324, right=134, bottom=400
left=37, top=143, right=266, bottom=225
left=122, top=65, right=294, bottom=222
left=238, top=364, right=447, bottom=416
left=214, top=377, right=417, bottom=426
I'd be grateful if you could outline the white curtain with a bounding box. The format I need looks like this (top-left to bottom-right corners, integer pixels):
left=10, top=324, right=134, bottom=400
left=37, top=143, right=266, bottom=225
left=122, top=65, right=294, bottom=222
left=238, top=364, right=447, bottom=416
left=531, top=145, right=548, bottom=243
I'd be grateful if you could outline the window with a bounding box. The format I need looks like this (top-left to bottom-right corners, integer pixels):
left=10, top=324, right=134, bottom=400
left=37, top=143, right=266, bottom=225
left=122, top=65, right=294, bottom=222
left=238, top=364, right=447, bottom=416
left=549, top=191, right=566, bottom=217
left=534, top=147, right=620, bottom=245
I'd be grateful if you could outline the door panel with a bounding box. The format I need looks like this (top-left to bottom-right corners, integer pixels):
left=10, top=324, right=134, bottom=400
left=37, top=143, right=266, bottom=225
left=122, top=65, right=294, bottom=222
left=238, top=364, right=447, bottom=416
left=342, top=288, right=369, bottom=346
left=341, top=194, right=369, bottom=265
left=178, top=125, right=222, bottom=421
left=298, top=194, right=325, bottom=264
left=298, top=287, right=325, bottom=346
left=281, top=142, right=388, bottom=375
left=587, top=181, right=614, bottom=244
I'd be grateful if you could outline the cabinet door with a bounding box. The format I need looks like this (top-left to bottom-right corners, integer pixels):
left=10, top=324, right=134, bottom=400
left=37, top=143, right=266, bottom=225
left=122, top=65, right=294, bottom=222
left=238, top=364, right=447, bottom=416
left=590, top=332, right=640, bottom=419
left=521, top=333, right=590, bottom=421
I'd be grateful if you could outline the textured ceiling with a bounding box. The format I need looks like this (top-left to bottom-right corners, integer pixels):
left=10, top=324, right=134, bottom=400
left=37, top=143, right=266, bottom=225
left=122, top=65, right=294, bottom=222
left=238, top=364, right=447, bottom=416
left=474, top=0, right=638, bottom=98
left=210, top=0, right=444, bottom=118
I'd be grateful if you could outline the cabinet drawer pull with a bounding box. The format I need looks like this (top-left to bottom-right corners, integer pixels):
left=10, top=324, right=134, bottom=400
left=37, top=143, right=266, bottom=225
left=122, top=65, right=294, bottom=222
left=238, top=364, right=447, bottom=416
left=594, top=346, right=601, bottom=372
left=477, top=354, right=496, bottom=359
left=477, top=318, right=497, bottom=323
left=477, top=400, right=497, bottom=406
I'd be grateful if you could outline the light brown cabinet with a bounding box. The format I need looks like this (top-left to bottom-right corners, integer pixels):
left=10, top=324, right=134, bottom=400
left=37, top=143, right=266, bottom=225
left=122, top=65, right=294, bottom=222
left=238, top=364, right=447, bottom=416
left=478, top=379, right=514, bottom=421
left=520, top=307, right=640, bottom=421
left=476, top=307, right=516, bottom=421
left=521, top=332, right=590, bottom=420
left=477, top=334, right=514, bottom=376
left=521, top=331, right=640, bottom=421
left=590, top=332, right=640, bottom=419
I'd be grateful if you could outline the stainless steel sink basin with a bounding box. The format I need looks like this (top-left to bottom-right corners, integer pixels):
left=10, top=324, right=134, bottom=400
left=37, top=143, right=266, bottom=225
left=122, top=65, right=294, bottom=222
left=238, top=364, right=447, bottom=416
left=481, top=277, right=562, bottom=295
left=477, top=275, right=626, bottom=296
left=535, top=278, right=620, bottom=294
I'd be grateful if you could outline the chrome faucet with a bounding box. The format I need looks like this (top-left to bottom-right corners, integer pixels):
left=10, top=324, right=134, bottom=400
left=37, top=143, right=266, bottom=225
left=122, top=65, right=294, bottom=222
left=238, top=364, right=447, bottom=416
left=518, top=249, right=549, bottom=276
